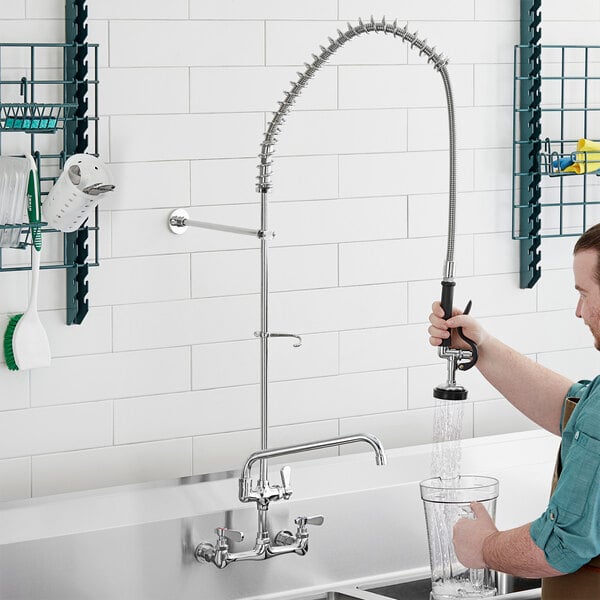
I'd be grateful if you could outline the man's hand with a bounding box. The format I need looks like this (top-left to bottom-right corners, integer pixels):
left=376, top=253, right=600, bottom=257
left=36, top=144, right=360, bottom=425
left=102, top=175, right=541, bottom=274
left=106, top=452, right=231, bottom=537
left=453, top=501, right=498, bottom=568
left=428, top=301, right=488, bottom=350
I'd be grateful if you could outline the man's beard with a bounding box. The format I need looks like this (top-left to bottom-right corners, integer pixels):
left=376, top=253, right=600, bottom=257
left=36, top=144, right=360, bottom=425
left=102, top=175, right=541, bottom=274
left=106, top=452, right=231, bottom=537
left=591, top=326, right=600, bottom=350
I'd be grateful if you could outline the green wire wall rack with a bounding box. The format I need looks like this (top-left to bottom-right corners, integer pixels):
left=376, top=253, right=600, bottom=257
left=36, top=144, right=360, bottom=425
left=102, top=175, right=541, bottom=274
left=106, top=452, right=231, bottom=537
left=513, top=0, right=600, bottom=287
left=0, top=0, right=98, bottom=324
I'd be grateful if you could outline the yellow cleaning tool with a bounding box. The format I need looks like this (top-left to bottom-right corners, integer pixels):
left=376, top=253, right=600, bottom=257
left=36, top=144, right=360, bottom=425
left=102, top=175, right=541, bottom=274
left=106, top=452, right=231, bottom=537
left=564, top=138, right=600, bottom=174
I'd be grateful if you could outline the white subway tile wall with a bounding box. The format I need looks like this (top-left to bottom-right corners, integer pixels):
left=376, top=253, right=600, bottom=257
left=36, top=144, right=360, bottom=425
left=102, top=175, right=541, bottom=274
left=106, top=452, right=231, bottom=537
left=339, top=65, right=474, bottom=110
left=192, top=420, right=340, bottom=476
left=0, top=2, right=595, bottom=499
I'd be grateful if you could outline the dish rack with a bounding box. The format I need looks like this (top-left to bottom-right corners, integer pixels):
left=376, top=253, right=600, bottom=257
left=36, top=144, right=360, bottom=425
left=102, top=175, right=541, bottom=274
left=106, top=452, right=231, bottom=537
left=513, top=0, right=600, bottom=287
left=0, top=0, right=99, bottom=324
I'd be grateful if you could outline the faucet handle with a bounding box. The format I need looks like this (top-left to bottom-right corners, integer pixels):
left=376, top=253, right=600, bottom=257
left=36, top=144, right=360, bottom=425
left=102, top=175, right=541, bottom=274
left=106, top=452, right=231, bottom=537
left=215, top=527, right=244, bottom=543
left=280, top=465, right=292, bottom=498
left=295, top=515, right=325, bottom=528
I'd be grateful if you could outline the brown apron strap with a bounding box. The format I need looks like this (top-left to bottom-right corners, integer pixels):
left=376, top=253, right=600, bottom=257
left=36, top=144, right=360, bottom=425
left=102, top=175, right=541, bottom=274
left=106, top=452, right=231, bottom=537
left=542, top=396, right=600, bottom=599
left=585, top=562, right=600, bottom=572
left=542, top=568, right=600, bottom=599
left=549, top=398, right=579, bottom=492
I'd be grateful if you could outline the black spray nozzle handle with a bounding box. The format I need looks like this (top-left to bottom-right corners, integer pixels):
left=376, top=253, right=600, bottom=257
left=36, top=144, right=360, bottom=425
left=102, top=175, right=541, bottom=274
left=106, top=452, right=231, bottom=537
left=457, top=300, right=478, bottom=371
left=439, top=280, right=455, bottom=348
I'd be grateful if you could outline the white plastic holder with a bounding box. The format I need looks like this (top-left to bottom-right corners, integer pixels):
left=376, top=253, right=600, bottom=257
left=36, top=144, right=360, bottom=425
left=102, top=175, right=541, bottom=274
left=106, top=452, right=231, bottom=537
left=42, top=154, right=113, bottom=233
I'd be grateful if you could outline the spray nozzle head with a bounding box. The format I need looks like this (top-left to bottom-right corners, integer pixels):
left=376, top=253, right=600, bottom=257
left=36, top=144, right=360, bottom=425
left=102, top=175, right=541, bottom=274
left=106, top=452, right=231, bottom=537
left=434, top=345, right=472, bottom=401
left=433, top=383, right=468, bottom=401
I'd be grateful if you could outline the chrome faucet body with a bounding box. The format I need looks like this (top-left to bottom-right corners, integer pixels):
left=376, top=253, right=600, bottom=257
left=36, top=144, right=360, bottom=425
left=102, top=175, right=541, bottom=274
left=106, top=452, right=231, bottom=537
left=195, top=434, right=386, bottom=568
left=195, top=515, right=326, bottom=568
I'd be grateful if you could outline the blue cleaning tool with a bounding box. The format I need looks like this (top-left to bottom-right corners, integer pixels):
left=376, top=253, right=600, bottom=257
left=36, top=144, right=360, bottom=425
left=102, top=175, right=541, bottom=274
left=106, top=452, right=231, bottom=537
left=552, top=154, right=575, bottom=171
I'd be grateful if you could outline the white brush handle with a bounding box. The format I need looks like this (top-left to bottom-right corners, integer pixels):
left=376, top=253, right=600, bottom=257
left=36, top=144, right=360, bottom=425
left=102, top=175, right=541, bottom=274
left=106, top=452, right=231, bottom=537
left=28, top=245, right=41, bottom=314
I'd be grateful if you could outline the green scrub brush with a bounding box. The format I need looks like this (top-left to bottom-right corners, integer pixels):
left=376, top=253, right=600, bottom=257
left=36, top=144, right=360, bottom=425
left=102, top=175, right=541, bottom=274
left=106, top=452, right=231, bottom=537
left=3, top=156, right=50, bottom=371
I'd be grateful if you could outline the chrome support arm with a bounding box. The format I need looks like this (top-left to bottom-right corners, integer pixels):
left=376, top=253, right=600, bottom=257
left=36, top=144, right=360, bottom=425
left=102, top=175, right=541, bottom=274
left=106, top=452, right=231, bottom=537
left=167, top=208, right=271, bottom=239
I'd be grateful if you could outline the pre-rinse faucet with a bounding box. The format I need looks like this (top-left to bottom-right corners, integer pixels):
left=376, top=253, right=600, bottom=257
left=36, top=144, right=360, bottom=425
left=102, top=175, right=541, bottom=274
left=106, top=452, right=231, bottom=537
left=169, top=16, right=471, bottom=569
left=195, top=434, right=386, bottom=568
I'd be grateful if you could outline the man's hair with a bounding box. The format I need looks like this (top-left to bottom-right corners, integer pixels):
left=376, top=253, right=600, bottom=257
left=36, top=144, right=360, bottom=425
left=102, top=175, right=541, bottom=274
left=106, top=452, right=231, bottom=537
left=574, top=223, right=600, bottom=283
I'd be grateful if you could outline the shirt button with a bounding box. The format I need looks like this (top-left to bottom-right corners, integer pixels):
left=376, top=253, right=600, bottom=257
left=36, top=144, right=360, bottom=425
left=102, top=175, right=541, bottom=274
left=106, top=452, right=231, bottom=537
left=550, top=512, right=556, bottom=521
left=575, top=431, right=580, bottom=440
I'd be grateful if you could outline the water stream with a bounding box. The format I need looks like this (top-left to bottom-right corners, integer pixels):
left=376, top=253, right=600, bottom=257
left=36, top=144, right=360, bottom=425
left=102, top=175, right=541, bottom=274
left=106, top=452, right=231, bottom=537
left=431, top=399, right=464, bottom=482
left=426, top=400, right=497, bottom=599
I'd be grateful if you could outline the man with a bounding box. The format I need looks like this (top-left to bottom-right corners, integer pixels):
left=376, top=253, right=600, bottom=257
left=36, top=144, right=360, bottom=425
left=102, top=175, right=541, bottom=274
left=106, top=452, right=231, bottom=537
left=428, top=223, right=600, bottom=598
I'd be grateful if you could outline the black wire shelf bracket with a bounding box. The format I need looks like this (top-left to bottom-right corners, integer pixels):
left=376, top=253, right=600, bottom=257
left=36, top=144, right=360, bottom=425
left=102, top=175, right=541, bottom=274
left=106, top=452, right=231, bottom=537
left=514, top=0, right=542, bottom=289
left=65, top=0, right=95, bottom=326
left=0, top=0, right=99, bottom=325
left=513, top=0, right=600, bottom=287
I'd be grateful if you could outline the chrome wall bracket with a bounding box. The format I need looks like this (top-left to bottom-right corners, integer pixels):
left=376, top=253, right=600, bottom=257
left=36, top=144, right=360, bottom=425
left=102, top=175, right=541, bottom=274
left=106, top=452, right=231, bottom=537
left=167, top=208, right=272, bottom=239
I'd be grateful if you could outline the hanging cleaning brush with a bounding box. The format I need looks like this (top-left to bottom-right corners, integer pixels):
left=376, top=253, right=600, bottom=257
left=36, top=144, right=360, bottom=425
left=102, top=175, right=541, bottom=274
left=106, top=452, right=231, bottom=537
left=3, top=155, right=50, bottom=371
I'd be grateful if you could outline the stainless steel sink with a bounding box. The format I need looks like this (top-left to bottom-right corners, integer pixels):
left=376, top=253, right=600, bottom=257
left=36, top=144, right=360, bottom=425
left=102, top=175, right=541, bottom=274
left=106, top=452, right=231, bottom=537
left=326, top=590, right=541, bottom=600
left=326, top=590, right=393, bottom=600
left=327, top=591, right=385, bottom=600
left=326, top=577, right=542, bottom=600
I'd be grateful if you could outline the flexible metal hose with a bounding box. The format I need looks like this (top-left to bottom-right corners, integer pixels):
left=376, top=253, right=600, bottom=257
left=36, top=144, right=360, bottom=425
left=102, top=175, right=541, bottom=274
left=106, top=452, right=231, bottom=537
left=255, top=17, right=458, bottom=462
left=257, top=16, right=457, bottom=271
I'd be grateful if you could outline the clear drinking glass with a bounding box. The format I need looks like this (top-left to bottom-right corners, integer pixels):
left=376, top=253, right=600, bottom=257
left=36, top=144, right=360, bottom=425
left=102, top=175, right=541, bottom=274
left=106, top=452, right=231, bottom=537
left=420, top=475, right=499, bottom=600
left=0, top=157, right=29, bottom=248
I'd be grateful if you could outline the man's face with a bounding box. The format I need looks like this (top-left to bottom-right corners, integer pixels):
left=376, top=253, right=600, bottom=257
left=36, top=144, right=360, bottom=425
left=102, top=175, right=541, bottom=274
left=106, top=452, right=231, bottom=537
left=574, top=249, right=600, bottom=349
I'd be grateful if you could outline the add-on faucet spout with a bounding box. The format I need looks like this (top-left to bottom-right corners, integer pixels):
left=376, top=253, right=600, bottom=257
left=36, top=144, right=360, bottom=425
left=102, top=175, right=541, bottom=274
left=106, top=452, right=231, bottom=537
left=241, top=433, right=387, bottom=483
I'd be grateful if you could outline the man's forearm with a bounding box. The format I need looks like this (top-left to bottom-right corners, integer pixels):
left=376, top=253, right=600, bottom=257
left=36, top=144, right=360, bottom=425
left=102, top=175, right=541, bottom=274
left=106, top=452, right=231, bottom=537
left=482, top=524, right=564, bottom=578
left=476, top=336, right=572, bottom=435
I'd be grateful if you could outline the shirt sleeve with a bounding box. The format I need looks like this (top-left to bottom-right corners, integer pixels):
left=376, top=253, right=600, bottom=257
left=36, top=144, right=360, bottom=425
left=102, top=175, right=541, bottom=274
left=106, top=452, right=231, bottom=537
left=567, top=381, right=590, bottom=397
left=530, top=425, right=600, bottom=573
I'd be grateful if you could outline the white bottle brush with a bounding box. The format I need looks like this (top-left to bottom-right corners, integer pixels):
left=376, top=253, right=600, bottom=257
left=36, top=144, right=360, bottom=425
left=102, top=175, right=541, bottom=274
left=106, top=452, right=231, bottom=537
left=3, top=156, right=50, bottom=370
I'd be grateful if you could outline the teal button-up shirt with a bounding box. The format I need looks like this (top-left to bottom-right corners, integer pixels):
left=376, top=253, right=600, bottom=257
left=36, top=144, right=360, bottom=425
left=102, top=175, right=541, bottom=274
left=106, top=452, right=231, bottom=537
left=530, top=378, right=600, bottom=573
